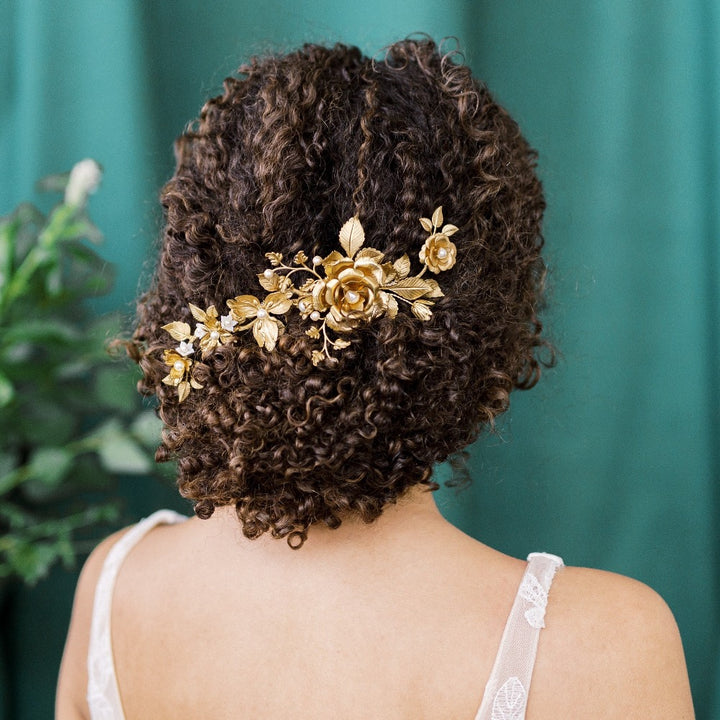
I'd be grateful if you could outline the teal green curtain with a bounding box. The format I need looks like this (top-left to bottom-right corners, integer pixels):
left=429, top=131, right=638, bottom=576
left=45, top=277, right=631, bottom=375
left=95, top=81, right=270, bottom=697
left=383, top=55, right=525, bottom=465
left=2, top=1, right=717, bottom=717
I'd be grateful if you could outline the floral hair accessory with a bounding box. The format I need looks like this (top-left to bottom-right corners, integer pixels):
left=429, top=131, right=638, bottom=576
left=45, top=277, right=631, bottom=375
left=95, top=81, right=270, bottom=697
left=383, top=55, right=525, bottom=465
left=161, top=207, right=458, bottom=401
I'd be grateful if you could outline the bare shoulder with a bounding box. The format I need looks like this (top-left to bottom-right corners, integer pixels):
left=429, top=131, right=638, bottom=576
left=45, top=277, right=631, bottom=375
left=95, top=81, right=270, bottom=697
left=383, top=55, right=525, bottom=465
left=532, top=564, right=695, bottom=719
left=55, top=526, right=133, bottom=720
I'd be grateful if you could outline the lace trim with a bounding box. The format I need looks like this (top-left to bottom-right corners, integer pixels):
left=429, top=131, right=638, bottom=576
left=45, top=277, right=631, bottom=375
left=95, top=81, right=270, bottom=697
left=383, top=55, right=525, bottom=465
left=491, top=677, right=527, bottom=720
left=518, top=572, right=549, bottom=629
left=474, top=552, right=564, bottom=720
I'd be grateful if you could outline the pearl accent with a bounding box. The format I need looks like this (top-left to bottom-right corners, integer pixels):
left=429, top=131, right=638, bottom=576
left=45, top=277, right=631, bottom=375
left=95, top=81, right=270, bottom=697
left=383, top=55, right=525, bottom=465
left=173, top=360, right=185, bottom=371
left=437, top=247, right=448, bottom=259
left=312, top=256, right=323, bottom=266
left=210, top=330, right=220, bottom=340
left=310, top=311, right=321, bottom=321
left=256, top=308, right=268, bottom=318
left=345, top=290, right=360, bottom=304
left=264, top=268, right=274, bottom=278
left=298, top=300, right=307, bottom=312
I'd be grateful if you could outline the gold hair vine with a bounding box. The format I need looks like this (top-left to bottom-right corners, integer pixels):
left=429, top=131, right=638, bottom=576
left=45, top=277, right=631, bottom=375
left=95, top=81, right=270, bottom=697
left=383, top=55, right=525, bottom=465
left=162, top=207, right=458, bottom=401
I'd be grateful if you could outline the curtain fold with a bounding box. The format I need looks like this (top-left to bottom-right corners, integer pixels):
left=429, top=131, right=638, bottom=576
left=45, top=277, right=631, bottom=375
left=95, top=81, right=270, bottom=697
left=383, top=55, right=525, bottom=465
left=2, top=1, right=717, bottom=717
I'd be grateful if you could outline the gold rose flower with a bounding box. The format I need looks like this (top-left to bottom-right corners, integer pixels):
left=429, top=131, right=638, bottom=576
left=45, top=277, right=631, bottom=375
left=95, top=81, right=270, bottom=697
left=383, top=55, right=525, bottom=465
left=418, top=207, right=458, bottom=274
left=419, top=233, right=457, bottom=273
left=319, top=252, right=386, bottom=332
left=226, top=291, right=292, bottom=351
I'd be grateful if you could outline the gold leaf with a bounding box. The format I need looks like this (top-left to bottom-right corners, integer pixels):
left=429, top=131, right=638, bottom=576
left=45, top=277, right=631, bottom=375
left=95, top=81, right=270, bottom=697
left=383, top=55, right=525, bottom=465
left=227, top=295, right=260, bottom=320
left=162, top=321, right=192, bottom=341
left=190, top=377, right=204, bottom=390
left=311, top=350, right=325, bottom=366
left=265, top=252, right=283, bottom=266
left=381, top=262, right=398, bottom=284
left=278, top=275, right=293, bottom=291
left=442, top=223, right=458, bottom=236
left=321, top=250, right=345, bottom=269
left=294, top=250, right=308, bottom=265
left=257, top=272, right=280, bottom=292
left=264, top=292, right=293, bottom=315
left=299, top=278, right=316, bottom=292
left=338, top=216, right=365, bottom=258
left=177, top=381, right=191, bottom=403
left=305, top=326, right=321, bottom=339
left=332, top=338, right=351, bottom=349
left=188, top=303, right=206, bottom=323
left=355, top=247, right=384, bottom=262
left=386, top=294, right=398, bottom=319
left=411, top=301, right=433, bottom=321
left=391, top=277, right=433, bottom=300
left=253, top=317, right=280, bottom=350
left=393, top=254, right=411, bottom=278
left=431, top=206, right=443, bottom=228
left=420, top=217, right=433, bottom=233
left=423, top=279, right=444, bottom=298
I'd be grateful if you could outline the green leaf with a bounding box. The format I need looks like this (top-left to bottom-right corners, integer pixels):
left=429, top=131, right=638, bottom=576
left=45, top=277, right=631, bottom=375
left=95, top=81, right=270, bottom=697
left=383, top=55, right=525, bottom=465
left=130, top=411, right=163, bottom=449
left=90, top=419, right=152, bottom=474
left=26, top=446, right=75, bottom=487
left=0, top=371, right=14, bottom=407
left=45, top=261, right=63, bottom=296
left=57, top=218, right=103, bottom=245
left=94, top=365, right=138, bottom=413
left=17, top=399, right=78, bottom=446
left=98, top=435, right=151, bottom=474
left=36, top=170, right=71, bottom=194
left=1, top=319, right=82, bottom=349
left=1, top=539, right=60, bottom=584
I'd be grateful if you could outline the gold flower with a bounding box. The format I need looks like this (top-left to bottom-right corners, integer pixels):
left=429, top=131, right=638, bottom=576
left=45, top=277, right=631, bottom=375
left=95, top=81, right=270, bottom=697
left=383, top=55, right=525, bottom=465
left=318, top=254, right=386, bottom=332
left=419, top=234, right=457, bottom=274
left=161, top=349, right=202, bottom=402
left=418, top=206, right=459, bottom=274
left=226, top=291, right=292, bottom=351
left=189, top=304, right=235, bottom=357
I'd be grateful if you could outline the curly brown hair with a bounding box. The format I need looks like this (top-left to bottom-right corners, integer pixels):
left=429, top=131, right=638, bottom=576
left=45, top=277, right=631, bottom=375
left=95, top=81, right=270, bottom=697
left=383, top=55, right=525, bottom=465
left=133, top=38, right=548, bottom=547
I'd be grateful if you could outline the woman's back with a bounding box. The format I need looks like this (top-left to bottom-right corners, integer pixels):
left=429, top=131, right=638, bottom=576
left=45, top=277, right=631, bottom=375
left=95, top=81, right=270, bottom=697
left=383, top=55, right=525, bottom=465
left=58, top=490, right=693, bottom=719
left=56, top=38, right=694, bottom=719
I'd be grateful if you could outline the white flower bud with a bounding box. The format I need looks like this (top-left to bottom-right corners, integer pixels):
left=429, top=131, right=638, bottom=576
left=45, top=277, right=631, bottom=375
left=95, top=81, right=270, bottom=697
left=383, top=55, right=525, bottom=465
left=64, top=158, right=102, bottom=206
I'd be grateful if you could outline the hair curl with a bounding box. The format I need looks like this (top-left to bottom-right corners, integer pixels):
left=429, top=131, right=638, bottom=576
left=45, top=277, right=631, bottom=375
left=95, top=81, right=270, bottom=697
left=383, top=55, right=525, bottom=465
left=132, top=38, right=549, bottom=546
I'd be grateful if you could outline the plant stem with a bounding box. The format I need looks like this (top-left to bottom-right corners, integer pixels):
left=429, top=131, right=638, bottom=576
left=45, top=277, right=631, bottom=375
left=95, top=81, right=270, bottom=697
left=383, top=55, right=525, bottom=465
left=0, top=204, right=75, bottom=317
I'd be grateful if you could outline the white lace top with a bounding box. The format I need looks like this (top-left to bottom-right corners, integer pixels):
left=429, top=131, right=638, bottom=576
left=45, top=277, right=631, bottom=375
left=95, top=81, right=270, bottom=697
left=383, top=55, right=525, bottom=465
left=86, top=510, right=563, bottom=720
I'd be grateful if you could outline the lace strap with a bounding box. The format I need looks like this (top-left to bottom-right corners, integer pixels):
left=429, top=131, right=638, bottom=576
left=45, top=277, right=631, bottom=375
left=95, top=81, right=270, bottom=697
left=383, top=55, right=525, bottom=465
left=87, top=510, right=187, bottom=720
left=474, top=552, right=564, bottom=720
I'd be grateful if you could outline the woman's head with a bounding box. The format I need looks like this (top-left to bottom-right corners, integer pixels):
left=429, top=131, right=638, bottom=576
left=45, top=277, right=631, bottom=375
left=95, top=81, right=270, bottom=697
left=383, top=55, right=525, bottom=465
left=133, top=38, right=548, bottom=546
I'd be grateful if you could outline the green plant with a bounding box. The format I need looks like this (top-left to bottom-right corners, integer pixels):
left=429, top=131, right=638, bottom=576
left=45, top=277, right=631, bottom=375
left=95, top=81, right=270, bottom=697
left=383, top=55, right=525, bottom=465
left=0, top=160, right=162, bottom=584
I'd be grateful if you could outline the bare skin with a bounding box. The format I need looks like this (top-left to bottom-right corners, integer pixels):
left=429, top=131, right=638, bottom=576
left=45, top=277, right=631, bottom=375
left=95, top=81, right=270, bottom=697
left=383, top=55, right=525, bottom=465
left=57, top=487, right=695, bottom=719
